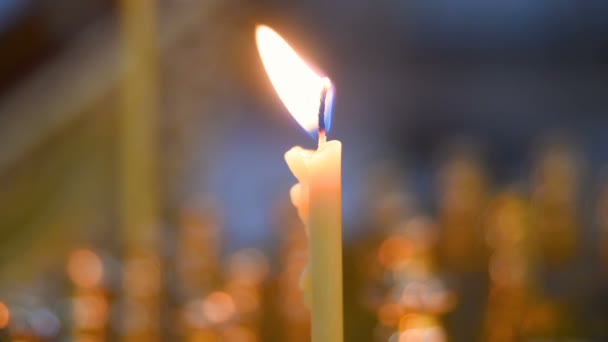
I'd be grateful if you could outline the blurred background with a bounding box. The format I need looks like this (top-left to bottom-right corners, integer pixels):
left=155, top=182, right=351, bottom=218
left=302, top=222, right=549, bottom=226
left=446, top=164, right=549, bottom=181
left=1, top=0, right=608, bottom=341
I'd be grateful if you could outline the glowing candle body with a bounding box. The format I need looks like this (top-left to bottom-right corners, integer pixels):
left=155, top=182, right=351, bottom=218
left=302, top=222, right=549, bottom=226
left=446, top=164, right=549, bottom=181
left=285, top=140, right=343, bottom=342
left=256, top=24, right=343, bottom=342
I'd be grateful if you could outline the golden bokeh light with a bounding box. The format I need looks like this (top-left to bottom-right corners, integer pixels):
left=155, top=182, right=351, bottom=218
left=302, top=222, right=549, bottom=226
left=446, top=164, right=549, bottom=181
left=0, top=301, right=9, bottom=329
left=67, top=249, right=104, bottom=288
left=228, top=248, right=270, bottom=286
left=398, top=315, right=446, bottom=342
left=203, top=291, right=236, bottom=324
left=378, top=236, right=413, bottom=270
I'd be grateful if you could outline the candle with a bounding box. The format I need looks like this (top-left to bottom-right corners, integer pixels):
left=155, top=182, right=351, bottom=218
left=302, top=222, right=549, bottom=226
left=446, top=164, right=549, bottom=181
left=67, top=249, right=109, bottom=341
left=256, top=25, right=343, bottom=342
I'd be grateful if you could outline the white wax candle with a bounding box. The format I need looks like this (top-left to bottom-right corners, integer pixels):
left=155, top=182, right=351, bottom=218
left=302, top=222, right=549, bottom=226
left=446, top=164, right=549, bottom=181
left=285, top=140, right=343, bottom=342
left=256, top=24, right=344, bottom=342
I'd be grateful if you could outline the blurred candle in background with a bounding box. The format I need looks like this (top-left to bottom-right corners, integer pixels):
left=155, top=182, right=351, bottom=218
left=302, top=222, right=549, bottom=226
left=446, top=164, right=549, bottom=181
left=67, top=249, right=108, bottom=342
left=256, top=25, right=343, bottom=342
left=119, top=0, right=162, bottom=340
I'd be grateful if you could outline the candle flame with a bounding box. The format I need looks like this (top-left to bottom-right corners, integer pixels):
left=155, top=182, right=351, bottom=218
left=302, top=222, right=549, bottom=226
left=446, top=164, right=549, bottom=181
left=256, top=25, right=333, bottom=136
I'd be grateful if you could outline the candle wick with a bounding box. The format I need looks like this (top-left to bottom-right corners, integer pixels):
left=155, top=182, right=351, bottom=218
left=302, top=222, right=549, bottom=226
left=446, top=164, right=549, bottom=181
left=318, top=79, right=330, bottom=147
left=318, top=129, right=326, bottom=146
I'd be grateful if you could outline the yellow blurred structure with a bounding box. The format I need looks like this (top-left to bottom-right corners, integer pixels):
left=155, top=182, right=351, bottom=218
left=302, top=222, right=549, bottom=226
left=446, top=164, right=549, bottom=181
left=119, top=1, right=162, bottom=341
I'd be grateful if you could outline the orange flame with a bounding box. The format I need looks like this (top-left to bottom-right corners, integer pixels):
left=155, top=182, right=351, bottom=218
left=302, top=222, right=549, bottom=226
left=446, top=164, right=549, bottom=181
left=256, top=25, right=330, bottom=133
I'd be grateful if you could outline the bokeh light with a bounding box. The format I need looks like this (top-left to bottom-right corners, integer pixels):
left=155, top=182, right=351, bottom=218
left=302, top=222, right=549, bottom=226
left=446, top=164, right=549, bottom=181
left=67, top=249, right=104, bottom=289
left=203, top=291, right=236, bottom=324
left=0, top=301, right=9, bottom=329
